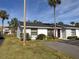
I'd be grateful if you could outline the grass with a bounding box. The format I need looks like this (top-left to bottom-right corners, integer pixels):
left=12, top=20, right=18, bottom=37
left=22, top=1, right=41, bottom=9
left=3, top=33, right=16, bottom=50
left=0, top=35, right=72, bottom=59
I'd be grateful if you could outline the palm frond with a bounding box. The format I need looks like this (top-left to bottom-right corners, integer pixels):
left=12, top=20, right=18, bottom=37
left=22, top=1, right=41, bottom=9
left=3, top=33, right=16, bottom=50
left=57, top=0, right=61, bottom=4
left=48, top=0, right=61, bottom=7
left=0, top=10, right=9, bottom=20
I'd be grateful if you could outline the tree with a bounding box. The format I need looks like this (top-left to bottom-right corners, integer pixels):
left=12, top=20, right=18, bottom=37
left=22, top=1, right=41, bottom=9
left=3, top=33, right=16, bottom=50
left=57, top=21, right=64, bottom=26
left=32, top=20, right=42, bottom=24
left=48, top=0, right=61, bottom=37
left=0, top=10, right=9, bottom=34
left=75, top=22, right=79, bottom=27
left=8, top=18, right=18, bottom=33
left=70, top=21, right=75, bottom=26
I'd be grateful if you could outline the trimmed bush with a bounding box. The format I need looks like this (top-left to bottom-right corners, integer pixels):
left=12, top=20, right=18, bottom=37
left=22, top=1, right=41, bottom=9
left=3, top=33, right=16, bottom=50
left=67, top=36, right=77, bottom=40
left=36, top=34, right=46, bottom=40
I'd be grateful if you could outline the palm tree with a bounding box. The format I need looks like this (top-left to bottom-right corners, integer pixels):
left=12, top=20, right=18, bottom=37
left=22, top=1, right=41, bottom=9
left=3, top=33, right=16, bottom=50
left=48, top=0, right=61, bottom=37
left=8, top=18, right=18, bottom=33
left=0, top=10, right=9, bottom=34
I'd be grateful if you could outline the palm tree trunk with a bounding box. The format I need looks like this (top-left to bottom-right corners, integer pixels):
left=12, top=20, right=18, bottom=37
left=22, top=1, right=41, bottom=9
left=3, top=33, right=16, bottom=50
left=54, top=7, right=56, bottom=38
left=2, top=20, right=4, bottom=35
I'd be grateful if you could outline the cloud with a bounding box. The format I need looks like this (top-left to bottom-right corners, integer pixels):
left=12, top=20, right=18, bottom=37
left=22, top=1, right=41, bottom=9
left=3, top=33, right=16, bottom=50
left=0, top=0, right=79, bottom=24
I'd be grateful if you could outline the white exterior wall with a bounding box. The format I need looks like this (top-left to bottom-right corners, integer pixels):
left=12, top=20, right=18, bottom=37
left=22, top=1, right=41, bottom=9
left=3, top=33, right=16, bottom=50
left=3, top=28, right=9, bottom=34
left=66, top=29, right=79, bottom=38
left=60, top=29, right=79, bottom=39
left=76, top=30, right=79, bottom=37
left=23, top=29, right=48, bottom=40
left=23, top=29, right=31, bottom=35
left=22, top=28, right=79, bottom=40
left=23, top=29, right=36, bottom=40
left=38, top=29, right=47, bottom=36
left=66, top=29, right=72, bottom=38
left=8, top=30, right=12, bottom=34
left=31, top=35, right=37, bottom=40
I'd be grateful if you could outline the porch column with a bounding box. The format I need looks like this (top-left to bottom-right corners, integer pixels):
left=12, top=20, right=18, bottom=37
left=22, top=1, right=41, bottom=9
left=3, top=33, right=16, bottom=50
left=54, top=29, right=58, bottom=37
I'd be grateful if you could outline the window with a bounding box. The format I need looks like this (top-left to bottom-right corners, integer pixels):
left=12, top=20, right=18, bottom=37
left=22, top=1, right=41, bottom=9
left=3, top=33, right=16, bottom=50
left=48, top=29, right=54, bottom=37
left=71, top=29, right=76, bottom=36
left=31, top=29, right=37, bottom=35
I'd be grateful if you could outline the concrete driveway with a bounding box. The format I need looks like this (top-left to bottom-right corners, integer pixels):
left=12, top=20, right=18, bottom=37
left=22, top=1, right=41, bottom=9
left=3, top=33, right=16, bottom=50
left=44, top=42, right=79, bottom=59
left=60, top=40, right=79, bottom=46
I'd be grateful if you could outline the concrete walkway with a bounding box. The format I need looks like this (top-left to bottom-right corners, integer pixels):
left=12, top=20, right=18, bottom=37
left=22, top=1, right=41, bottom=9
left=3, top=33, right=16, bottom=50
left=44, top=42, right=79, bottom=59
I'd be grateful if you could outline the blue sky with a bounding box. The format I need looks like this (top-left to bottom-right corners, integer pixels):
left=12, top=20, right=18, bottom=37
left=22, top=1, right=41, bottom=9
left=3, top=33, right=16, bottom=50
left=0, top=0, right=79, bottom=26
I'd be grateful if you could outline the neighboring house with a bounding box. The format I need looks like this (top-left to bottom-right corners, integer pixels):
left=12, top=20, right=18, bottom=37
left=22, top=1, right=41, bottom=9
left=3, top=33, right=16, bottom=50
left=17, top=22, right=79, bottom=40
left=3, top=26, right=12, bottom=34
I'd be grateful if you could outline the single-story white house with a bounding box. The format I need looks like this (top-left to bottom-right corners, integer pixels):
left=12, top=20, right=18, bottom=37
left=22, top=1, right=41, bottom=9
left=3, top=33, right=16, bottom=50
left=17, top=22, right=79, bottom=40
left=3, top=26, right=12, bottom=35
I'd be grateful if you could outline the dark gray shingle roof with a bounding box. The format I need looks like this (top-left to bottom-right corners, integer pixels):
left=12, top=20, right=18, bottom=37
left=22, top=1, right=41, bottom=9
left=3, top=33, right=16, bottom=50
left=19, top=21, right=79, bottom=28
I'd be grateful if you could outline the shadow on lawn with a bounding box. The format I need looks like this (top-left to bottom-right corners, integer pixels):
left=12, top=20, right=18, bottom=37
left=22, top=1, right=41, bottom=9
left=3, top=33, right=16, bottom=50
left=0, top=37, right=5, bottom=46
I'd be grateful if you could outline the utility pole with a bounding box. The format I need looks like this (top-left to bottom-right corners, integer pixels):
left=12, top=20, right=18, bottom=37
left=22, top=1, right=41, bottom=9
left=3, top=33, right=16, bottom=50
left=23, top=0, right=26, bottom=46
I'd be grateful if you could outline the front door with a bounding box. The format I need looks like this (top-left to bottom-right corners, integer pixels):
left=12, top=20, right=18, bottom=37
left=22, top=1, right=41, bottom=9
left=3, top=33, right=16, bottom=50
left=58, top=29, right=60, bottom=38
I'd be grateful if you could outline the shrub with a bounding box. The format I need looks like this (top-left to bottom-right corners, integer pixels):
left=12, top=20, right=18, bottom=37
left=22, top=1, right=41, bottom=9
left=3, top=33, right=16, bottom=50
left=47, top=36, right=59, bottom=41
left=20, top=33, right=23, bottom=40
left=47, top=36, right=53, bottom=40
left=76, top=38, right=79, bottom=40
left=26, top=33, right=31, bottom=41
left=67, top=36, right=77, bottom=40
left=20, top=33, right=31, bottom=41
left=36, top=34, right=46, bottom=40
left=53, top=37, right=59, bottom=40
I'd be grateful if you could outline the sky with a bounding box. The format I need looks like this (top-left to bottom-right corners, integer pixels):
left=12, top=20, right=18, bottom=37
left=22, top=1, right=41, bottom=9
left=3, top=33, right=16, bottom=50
left=0, top=0, right=79, bottom=26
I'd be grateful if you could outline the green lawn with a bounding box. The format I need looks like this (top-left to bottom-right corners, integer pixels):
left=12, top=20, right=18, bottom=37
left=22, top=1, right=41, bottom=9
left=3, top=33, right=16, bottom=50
left=0, top=35, right=72, bottom=59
